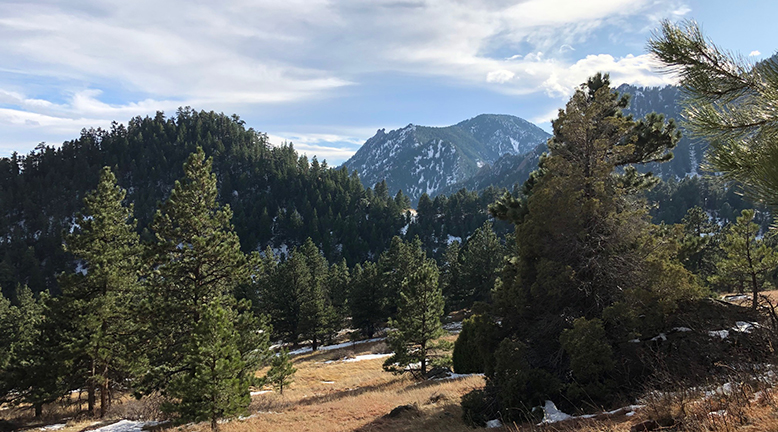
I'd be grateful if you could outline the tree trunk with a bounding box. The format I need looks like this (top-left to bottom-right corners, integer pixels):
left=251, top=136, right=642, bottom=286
left=420, top=341, right=427, bottom=376
left=34, top=403, right=42, bottom=418
left=312, top=335, right=318, bottom=352
left=100, top=376, right=108, bottom=418
left=87, top=384, right=95, bottom=417
left=211, top=418, right=218, bottom=432
left=752, top=271, right=760, bottom=311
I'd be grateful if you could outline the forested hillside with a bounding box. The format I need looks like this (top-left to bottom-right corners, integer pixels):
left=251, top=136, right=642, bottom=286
left=0, top=108, right=412, bottom=297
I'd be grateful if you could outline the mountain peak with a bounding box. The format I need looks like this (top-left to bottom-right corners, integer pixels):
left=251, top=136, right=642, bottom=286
left=342, top=114, right=549, bottom=203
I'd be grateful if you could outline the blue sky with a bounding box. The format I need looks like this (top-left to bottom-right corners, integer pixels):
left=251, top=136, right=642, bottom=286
left=0, top=0, right=775, bottom=165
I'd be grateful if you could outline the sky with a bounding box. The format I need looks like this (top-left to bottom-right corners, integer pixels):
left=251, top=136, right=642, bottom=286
left=0, top=0, right=775, bottom=165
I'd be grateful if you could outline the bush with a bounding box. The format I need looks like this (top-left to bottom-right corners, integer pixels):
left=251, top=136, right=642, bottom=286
left=452, top=314, right=498, bottom=374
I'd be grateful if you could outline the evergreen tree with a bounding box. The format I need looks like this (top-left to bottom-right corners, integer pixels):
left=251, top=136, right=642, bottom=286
left=710, top=209, right=778, bottom=309
left=378, top=236, right=427, bottom=317
left=297, top=239, right=338, bottom=351
left=383, top=258, right=444, bottom=377
left=57, top=167, right=142, bottom=417
left=163, top=302, right=250, bottom=432
left=349, top=261, right=384, bottom=338
left=456, top=220, right=503, bottom=308
left=0, top=286, right=63, bottom=417
left=480, top=74, right=699, bottom=416
left=266, top=348, right=296, bottom=394
left=440, top=240, right=462, bottom=311
left=146, top=148, right=267, bottom=424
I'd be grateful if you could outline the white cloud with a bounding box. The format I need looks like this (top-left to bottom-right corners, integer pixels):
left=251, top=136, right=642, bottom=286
left=486, top=70, right=516, bottom=84
left=0, top=0, right=690, bottom=155
left=749, top=50, right=761, bottom=57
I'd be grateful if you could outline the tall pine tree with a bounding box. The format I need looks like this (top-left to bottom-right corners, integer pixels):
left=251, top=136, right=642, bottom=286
left=58, top=167, right=142, bottom=417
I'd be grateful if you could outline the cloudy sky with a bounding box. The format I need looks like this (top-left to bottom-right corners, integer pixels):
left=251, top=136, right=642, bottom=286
left=1, top=0, right=775, bottom=164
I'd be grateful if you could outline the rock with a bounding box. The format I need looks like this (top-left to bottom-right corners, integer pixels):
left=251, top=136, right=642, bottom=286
left=386, top=404, right=420, bottom=418
left=425, top=366, right=452, bottom=380
left=630, top=420, right=659, bottom=432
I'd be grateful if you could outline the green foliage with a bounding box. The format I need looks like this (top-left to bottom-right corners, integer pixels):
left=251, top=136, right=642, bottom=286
left=383, top=254, right=445, bottom=377
left=260, top=239, right=338, bottom=349
left=163, top=302, right=251, bottom=431
left=559, top=318, right=614, bottom=401
left=143, top=148, right=270, bottom=428
left=349, top=261, right=384, bottom=338
left=57, top=167, right=143, bottom=417
left=266, top=349, right=296, bottom=394
left=649, top=21, right=778, bottom=208
left=0, top=286, right=63, bottom=417
left=710, top=209, right=778, bottom=309
left=476, top=74, right=700, bottom=418
left=452, top=314, right=498, bottom=374
left=492, top=339, right=560, bottom=422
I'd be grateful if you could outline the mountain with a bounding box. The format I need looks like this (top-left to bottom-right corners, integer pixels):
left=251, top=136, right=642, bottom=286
left=437, top=145, right=545, bottom=196
left=341, top=114, right=550, bottom=203
left=617, top=83, right=705, bottom=179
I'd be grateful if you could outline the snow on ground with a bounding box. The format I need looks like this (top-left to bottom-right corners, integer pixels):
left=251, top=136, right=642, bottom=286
left=709, top=330, right=730, bottom=339
left=88, top=420, right=159, bottom=432
left=38, top=424, right=66, bottom=431
left=446, top=235, right=462, bottom=245
left=723, top=294, right=749, bottom=302
left=541, top=400, right=572, bottom=424
left=443, top=321, right=463, bottom=333
left=343, top=353, right=392, bottom=362
left=486, top=419, right=502, bottom=428
left=288, top=337, right=385, bottom=356
left=250, top=390, right=272, bottom=396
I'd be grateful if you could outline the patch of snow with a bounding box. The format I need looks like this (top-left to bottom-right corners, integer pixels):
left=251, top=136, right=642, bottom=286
left=673, top=327, right=692, bottom=332
left=733, top=321, right=759, bottom=333
left=250, top=390, right=272, bottom=396
left=38, top=425, right=66, bottom=431
left=443, top=321, right=463, bottom=332
left=629, top=338, right=641, bottom=343
left=650, top=333, right=667, bottom=342
left=343, top=353, right=392, bottom=363
left=90, top=420, right=160, bottom=432
left=626, top=411, right=636, bottom=417
left=288, top=337, right=385, bottom=356
left=400, top=223, right=409, bottom=235
left=723, top=294, right=749, bottom=302
left=486, top=419, right=502, bottom=428
left=540, top=400, right=572, bottom=424
left=446, top=235, right=462, bottom=245
left=708, top=330, right=729, bottom=339
left=321, top=381, right=335, bottom=384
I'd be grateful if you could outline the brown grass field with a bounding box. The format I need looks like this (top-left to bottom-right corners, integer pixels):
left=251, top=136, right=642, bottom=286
left=8, top=315, right=778, bottom=432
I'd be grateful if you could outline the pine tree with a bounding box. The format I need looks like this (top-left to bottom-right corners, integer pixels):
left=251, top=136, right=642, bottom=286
left=649, top=20, right=778, bottom=208
left=383, top=258, right=444, bottom=377
left=456, top=220, right=503, bottom=308
left=0, top=286, right=63, bottom=417
left=349, top=261, right=384, bottom=338
left=58, top=167, right=142, bottom=417
left=266, top=348, right=296, bottom=394
left=711, top=209, right=778, bottom=310
left=440, top=240, right=462, bottom=311
left=297, top=239, right=338, bottom=351
left=481, top=74, right=698, bottom=415
left=164, top=302, right=250, bottom=431
left=146, top=148, right=267, bottom=424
